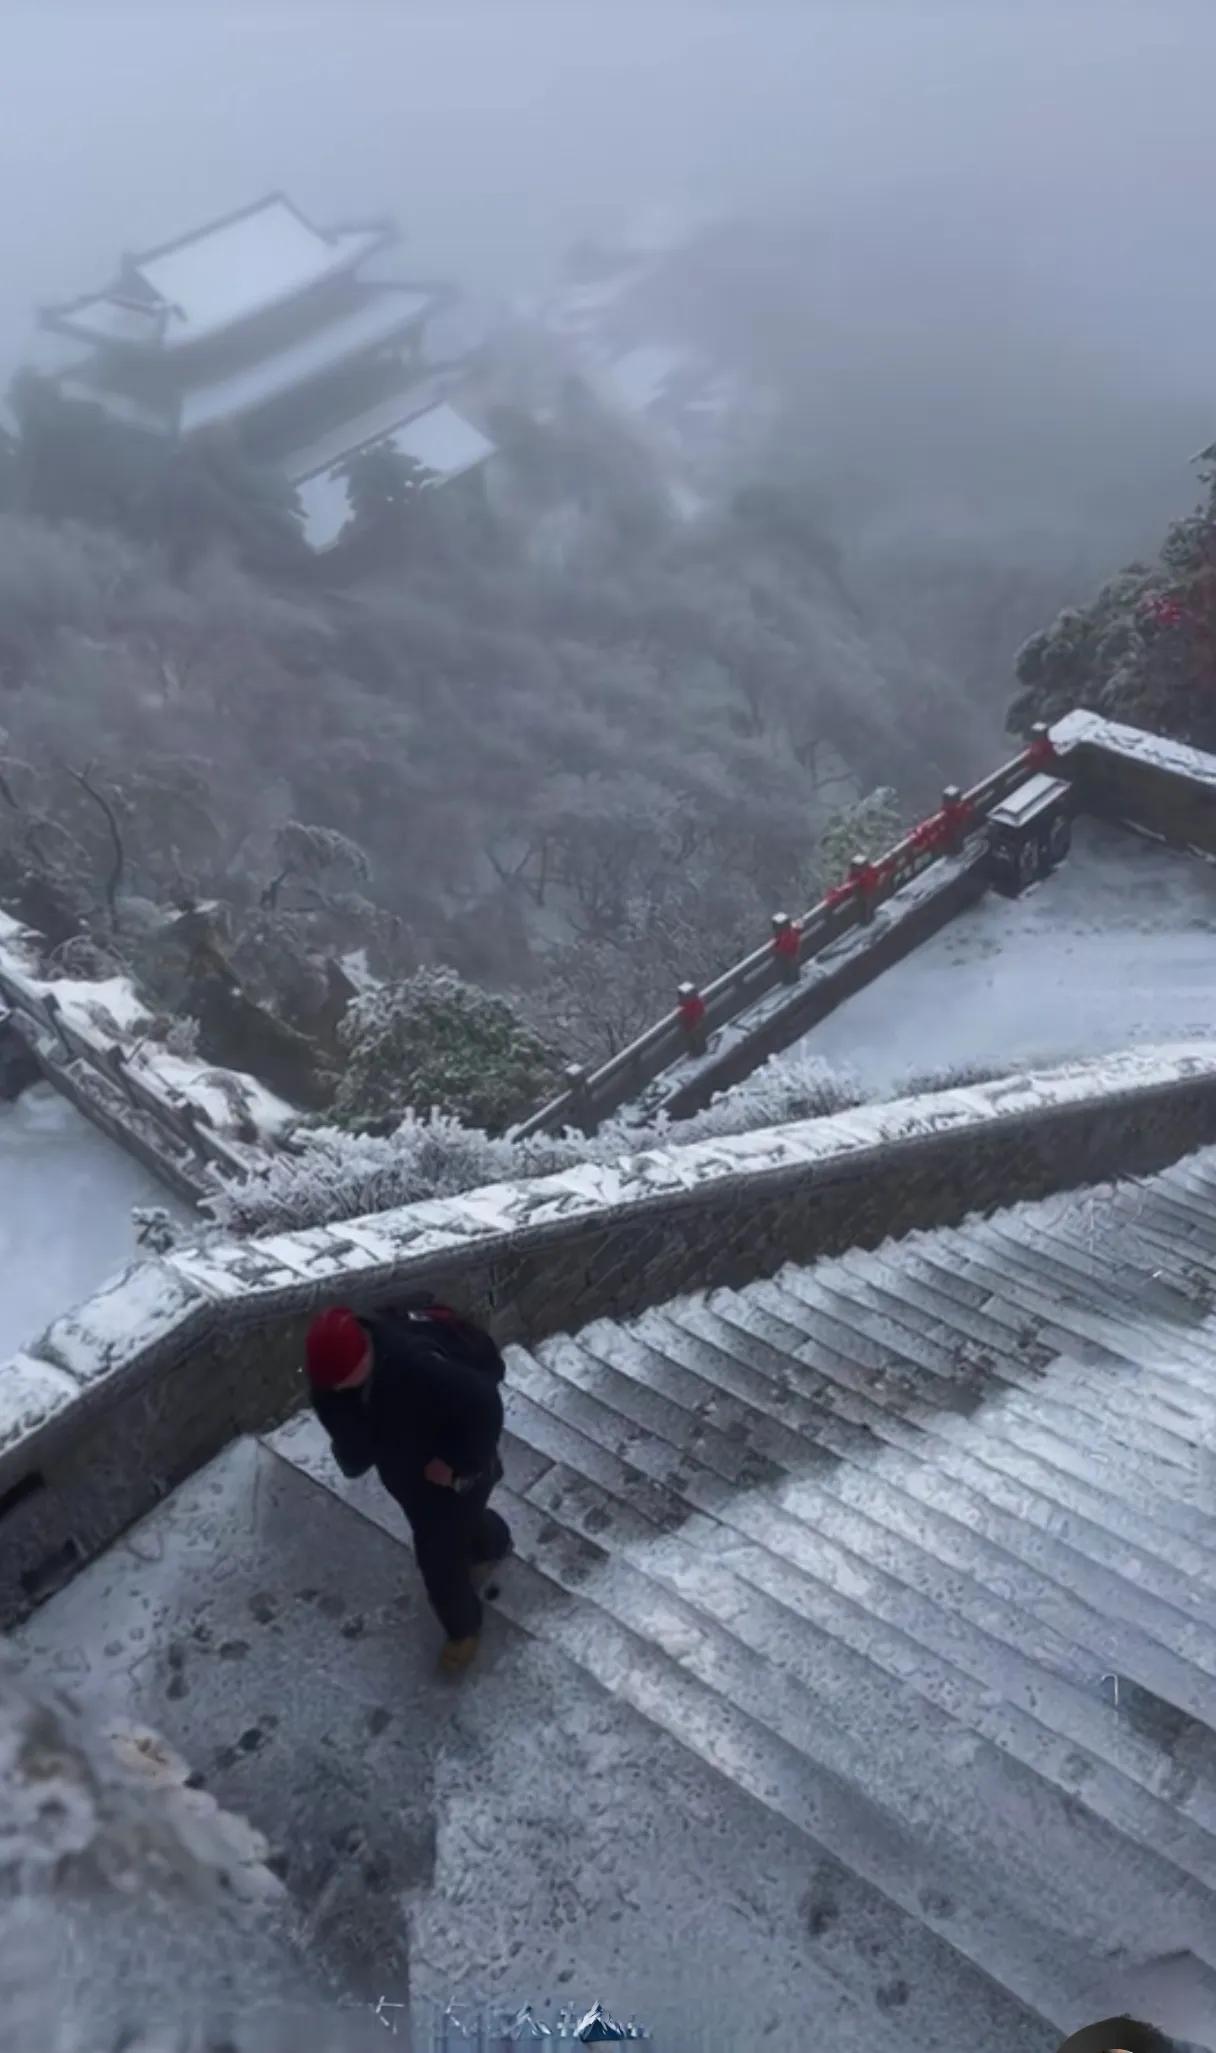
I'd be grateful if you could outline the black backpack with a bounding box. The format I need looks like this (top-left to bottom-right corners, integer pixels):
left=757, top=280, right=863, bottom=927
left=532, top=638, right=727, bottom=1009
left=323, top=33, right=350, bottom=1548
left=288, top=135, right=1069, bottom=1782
left=379, top=1292, right=506, bottom=1385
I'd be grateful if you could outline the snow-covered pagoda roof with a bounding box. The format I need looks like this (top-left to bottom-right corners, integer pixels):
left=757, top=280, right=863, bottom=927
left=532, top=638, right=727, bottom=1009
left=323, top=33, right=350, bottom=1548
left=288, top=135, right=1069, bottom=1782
left=59, top=282, right=435, bottom=438
left=292, top=397, right=496, bottom=551
left=41, top=191, right=397, bottom=357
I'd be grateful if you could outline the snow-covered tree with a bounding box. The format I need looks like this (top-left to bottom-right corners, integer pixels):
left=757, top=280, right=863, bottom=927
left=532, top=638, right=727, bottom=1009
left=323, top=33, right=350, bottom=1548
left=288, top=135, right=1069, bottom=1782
left=332, top=967, right=564, bottom=1134
left=341, top=443, right=434, bottom=538
left=1010, top=458, right=1216, bottom=748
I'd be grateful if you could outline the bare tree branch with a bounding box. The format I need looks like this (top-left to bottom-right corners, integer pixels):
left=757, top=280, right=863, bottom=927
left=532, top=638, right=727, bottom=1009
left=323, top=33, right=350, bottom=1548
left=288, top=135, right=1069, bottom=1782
left=68, top=762, right=125, bottom=929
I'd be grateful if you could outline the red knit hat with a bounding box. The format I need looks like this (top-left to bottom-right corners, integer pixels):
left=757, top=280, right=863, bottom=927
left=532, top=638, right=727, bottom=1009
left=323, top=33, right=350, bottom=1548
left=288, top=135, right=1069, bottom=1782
left=305, top=1306, right=370, bottom=1389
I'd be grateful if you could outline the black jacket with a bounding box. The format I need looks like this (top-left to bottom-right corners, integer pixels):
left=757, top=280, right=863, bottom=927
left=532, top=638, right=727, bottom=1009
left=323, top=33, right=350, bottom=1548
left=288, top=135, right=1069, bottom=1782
left=311, top=1305, right=504, bottom=1506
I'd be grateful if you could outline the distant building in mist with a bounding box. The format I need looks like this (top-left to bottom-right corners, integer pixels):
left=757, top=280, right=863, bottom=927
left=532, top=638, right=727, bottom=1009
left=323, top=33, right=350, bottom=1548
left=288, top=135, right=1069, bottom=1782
left=37, top=189, right=495, bottom=550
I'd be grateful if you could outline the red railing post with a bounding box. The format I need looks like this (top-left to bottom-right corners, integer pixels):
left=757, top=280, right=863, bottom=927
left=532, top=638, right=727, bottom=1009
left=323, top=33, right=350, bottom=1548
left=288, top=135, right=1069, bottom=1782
left=771, top=911, right=801, bottom=984
left=1025, top=722, right=1055, bottom=770
left=676, top=981, right=708, bottom=1056
left=940, top=784, right=965, bottom=856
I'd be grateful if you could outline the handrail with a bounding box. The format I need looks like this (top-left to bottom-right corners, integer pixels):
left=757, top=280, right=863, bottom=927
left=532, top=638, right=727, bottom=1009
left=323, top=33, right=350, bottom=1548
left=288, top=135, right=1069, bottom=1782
left=510, top=726, right=1058, bottom=1140
left=0, top=948, right=256, bottom=1184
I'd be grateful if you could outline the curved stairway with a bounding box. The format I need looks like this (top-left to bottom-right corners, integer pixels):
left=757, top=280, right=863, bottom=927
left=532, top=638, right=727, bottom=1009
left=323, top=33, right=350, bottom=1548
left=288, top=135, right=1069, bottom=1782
left=269, top=1144, right=1216, bottom=2038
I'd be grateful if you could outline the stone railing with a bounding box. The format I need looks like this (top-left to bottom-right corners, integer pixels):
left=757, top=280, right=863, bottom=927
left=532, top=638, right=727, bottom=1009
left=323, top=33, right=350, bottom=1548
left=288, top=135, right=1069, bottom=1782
left=4, top=1038, right=1216, bottom=1627
left=513, top=710, right=1216, bottom=1138
left=0, top=913, right=296, bottom=1202
left=511, top=732, right=1052, bottom=1141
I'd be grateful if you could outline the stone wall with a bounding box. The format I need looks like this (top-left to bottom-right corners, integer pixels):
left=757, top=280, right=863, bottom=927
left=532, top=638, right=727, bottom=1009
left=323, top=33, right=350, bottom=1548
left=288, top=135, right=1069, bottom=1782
left=1051, top=708, right=1216, bottom=856
left=4, top=1039, right=1216, bottom=1628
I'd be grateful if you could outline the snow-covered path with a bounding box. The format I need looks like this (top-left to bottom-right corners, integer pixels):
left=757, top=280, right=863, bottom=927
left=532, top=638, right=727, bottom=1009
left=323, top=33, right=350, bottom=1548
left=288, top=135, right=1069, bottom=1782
left=0, top=1084, right=190, bottom=1359
left=764, top=817, right=1216, bottom=1098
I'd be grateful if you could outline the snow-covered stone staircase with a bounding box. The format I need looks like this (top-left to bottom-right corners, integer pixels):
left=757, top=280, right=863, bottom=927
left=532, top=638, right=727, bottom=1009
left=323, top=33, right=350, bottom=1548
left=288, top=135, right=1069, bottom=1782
left=268, top=1145, right=1216, bottom=2038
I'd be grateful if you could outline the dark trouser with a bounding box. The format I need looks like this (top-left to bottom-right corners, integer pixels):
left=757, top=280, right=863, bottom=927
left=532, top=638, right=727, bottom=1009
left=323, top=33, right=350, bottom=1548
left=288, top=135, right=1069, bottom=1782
left=399, top=1466, right=511, bottom=1642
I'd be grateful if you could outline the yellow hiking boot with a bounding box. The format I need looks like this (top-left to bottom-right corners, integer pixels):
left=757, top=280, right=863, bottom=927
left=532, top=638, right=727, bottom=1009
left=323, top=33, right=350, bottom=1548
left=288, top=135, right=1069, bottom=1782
left=439, top=1635, right=480, bottom=1676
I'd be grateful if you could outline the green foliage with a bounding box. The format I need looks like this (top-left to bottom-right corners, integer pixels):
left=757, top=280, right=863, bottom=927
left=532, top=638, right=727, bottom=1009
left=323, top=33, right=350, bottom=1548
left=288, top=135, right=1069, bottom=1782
left=332, top=967, right=564, bottom=1134
left=1009, top=461, right=1216, bottom=747
left=814, top=787, right=903, bottom=886
left=341, top=443, right=433, bottom=536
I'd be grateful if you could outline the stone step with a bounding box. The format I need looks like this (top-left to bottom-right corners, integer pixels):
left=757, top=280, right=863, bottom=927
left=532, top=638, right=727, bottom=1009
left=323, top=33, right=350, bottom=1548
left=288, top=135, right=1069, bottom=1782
left=842, top=1228, right=1216, bottom=1444
left=484, top=1499, right=1083, bottom=2034
left=532, top=1329, right=784, bottom=1491
left=255, top=1424, right=1069, bottom=2042
left=972, top=1235, right=1216, bottom=1439
left=903, top=1222, right=1216, bottom=1430
left=796, top=1250, right=1216, bottom=1576
left=513, top=1447, right=1216, bottom=1888
left=845, top=1221, right=1216, bottom=1449
left=664, top=1292, right=1216, bottom=1715
left=1113, top=1176, right=1216, bottom=1260
left=487, top=1488, right=1215, bottom=2029
left=995, top=1199, right=1216, bottom=1323
left=768, top=1259, right=1216, bottom=1559
left=735, top=1275, right=1216, bottom=1654
left=1164, top=1156, right=1216, bottom=1220
left=513, top=1338, right=1216, bottom=1839
left=568, top=1309, right=1216, bottom=1831
left=945, top=1214, right=1216, bottom=1425
left=266, top=1148, right=1216, bottom=2042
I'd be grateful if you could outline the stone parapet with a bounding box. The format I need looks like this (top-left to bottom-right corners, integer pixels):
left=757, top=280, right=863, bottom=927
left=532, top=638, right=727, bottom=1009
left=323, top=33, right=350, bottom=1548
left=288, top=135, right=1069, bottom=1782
left=3, top=1039, right=1216, bottom=1626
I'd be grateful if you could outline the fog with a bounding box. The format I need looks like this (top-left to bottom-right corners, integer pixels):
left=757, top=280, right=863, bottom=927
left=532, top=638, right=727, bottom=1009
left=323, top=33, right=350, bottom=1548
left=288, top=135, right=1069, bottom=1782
left=6, top=19, right=1216, bottom=2038
left=0, top=0, right=1212, bottom=1051
left=2, top=0, right=1213, bottom=572
left=5, top=8, right=1215, bottom=388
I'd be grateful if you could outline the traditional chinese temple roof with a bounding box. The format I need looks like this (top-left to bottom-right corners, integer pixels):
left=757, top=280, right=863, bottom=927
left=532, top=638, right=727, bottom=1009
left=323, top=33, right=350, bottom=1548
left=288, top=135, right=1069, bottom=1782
left=41, top=191, right=396, bottom=357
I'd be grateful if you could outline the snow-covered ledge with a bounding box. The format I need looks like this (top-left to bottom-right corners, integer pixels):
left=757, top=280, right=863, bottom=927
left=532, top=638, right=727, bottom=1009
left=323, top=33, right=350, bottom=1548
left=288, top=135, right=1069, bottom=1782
left=1054, top=708, right=1216, bottom=853
left=4, top=1038, right=1216, bottom=1625
left=0, top=909, right=296, bottom=1201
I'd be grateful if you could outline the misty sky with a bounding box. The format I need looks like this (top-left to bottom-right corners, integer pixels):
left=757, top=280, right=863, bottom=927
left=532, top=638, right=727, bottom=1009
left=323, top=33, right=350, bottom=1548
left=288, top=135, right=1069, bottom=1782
left=3, top=1, right=1214, bottom=557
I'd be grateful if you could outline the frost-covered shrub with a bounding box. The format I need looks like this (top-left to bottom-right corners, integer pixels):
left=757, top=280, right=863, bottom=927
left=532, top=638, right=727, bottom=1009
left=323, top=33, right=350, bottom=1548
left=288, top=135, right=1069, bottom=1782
left=203, top=1052, right=864, bottom=1237
left=201, top=1109, right=583, bottom=1235
left=332, top=967, right=563, bottom=1134
left=132, top=1205, right=184, bottom=1253
left=159, top=1014, right=202, bottom=1057
left=695, top=1046, right=864, bottom=1130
